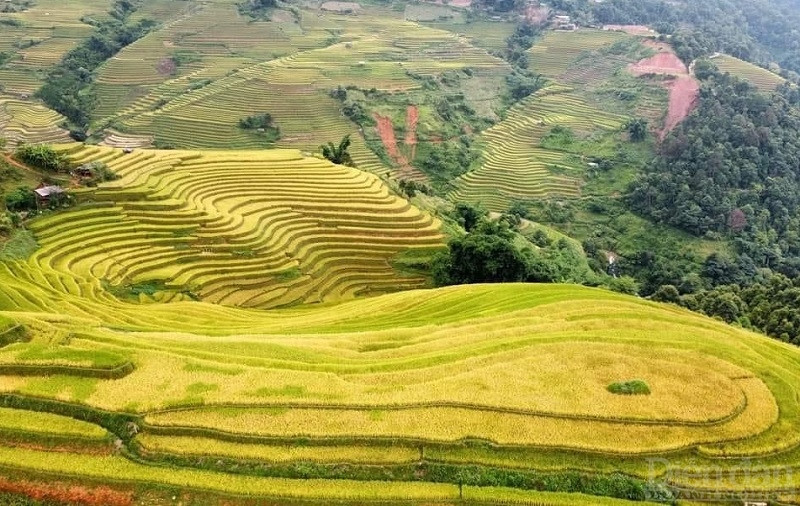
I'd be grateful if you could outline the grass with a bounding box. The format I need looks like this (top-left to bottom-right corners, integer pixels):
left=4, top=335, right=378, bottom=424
left=0, top=229, right=38, bottom=261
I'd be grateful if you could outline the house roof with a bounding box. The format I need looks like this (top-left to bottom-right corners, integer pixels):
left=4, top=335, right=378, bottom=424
left=34, top=186, right=65, bottom=198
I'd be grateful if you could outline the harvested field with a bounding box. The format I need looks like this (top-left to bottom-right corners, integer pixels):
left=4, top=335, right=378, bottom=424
left=603, top=25, right=656, bottom=36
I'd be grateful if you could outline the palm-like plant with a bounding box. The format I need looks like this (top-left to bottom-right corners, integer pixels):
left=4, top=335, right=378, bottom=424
left=320, top=135, right=354, bottom=167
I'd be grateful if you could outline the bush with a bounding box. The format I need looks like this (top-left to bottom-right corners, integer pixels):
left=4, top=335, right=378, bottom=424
left=14, top=144, right=68, bottom=172
left=238, top=113, right=274, bottom=130
left=608, top=276, right=640, bottom=295
left=0, top=213, right=13, bottom=236
left=607, top=380, right=651, bottom=395
left=652, top=284, right=680, bottom=303
left=4, top=187, right=36, bottom=212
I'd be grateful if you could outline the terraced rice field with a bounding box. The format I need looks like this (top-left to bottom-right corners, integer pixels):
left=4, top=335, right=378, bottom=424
left=450, top=85, right=625, bottom=210
left=529, top=29, right=629, bottom=80
left=19, top=144, right=442, bottom=308
left=0, top=95, right=71, bottom=148
left=0, top=0, right=106, bottom=90
left=712, top=54, right=786, bottom=90
left=92, top=8, right=506, bottom=181
left=0, top=268, right=799, bottom=503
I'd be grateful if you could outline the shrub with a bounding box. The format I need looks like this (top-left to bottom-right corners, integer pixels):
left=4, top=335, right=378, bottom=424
left=14, top=145, right=68, bottom=172
left=608, top=276, right=640, bottom=295
left=652, top=284, right=681, bottom=303
left=607, top=380, right=651, bottom=395
left=4, top=187, right=36, bottom=212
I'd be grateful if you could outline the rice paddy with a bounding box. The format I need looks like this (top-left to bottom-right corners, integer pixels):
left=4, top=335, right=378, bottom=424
left=451, top=29, right=666, bottom=211
left=711, top=54, right=786, bottom=90
left=0, top=243, right=799, bottom=504
left=20, top=144, right=444, bottom=308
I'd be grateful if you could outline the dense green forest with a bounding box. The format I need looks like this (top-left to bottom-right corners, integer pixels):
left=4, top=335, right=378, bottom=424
left=621, top=60, right=800, bottom=343
left=629, top=71, right=800, bottom=277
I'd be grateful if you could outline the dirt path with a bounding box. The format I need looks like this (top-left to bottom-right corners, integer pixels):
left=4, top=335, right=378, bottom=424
left=628, top=40, right=699, bottom=139
left=3, top=154, right=39, bottom=178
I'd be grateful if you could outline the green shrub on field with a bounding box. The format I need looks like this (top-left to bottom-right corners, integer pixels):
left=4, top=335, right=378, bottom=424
left=607, top=380, right=651, bottom=395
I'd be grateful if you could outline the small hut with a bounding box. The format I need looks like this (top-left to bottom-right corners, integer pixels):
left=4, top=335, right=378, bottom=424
left=33, top=185, right=65, bottom=209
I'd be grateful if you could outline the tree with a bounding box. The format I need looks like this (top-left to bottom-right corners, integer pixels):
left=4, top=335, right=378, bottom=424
left=453, top=202, right=486, bottom=232
left=652, top=284, right=681, bottom=303
left=15, top=144, right=67, bottom=172
left=320, top=135, right=354, bottom=167
left=625, top=118, right=648, bottom=142
left=4, top=186, right=36, bottom=212
left=433, top=231, right=530, bottom=285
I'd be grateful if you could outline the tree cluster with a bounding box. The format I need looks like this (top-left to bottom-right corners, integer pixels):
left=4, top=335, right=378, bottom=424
left=238, top=113, right=280, bottom=143
left=432, top=203, right=598, bottom=286
left=628, top=69, right=800, bottom=277
left=14, top=144, right=68, bottom=173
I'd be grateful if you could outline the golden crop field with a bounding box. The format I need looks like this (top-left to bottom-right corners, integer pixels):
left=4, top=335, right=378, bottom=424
left=0, top=238, right=799, bottom=504
left=711, top=54, right=786, bottom=90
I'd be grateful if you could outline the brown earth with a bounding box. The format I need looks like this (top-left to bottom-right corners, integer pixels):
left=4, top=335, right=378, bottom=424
left=526, top=5, right=549, bottom=24
left=629, top=52, right=687, bottom=76
left=373, top=112, right=428, bottom=182
left=374, top=113, right=405, bottom=164
left=603, top=24, right=656, bottom=36
left=662, top=76, right=699, bottom=138
left=628, top=41, right=699, bottom=138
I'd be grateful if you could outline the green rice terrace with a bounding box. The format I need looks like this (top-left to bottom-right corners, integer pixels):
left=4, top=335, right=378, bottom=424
left=2, top=0, right=800, bottom=504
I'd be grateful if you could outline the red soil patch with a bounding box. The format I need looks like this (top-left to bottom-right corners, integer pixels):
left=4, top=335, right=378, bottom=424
left=374, top=113, right=406, bottom=164
left=0, top=476, right=133, bottom=506
left=628, top=42, right=699, bottom=138
left=629, top=52, right=687, bottom=76
left=603, top=24, right=655, bottom=36
left=404, top=106, right=418, bottom=146
left=374, top=112, right=428, bottom=182
left=661, top=76, right=699, bottom=139
left=156, top=57, right=177, bottom=76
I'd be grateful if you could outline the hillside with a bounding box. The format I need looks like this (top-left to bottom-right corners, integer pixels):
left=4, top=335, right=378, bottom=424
left=3, top=0, right=800, bottom=503
left=0, top=278, right=799, bottom=503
